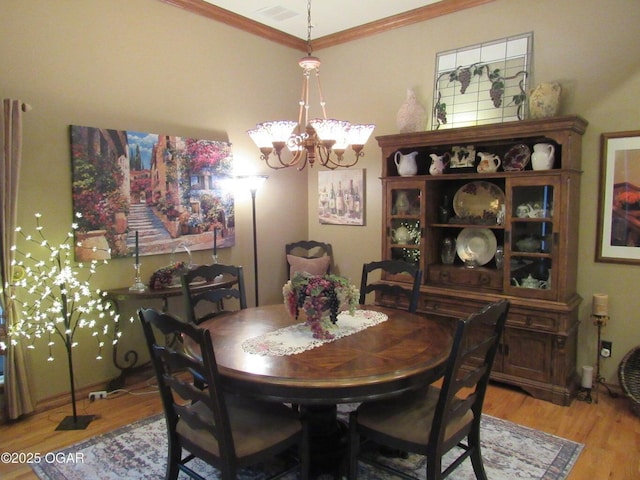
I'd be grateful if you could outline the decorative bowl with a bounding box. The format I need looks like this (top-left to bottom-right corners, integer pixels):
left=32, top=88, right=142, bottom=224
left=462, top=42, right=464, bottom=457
left=515, top=236, right=541, bottom=253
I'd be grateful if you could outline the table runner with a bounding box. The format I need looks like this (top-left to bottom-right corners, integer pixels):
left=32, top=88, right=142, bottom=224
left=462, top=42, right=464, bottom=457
left=241, top=309, right=388, bottom=356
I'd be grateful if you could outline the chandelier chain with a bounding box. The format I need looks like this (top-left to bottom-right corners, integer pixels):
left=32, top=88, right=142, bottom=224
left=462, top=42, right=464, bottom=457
left=306, top=0, right=313, bottom=55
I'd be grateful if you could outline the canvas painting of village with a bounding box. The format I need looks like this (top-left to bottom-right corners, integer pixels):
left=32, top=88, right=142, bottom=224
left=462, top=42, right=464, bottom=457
left=70, top=125, right=235, bottom=261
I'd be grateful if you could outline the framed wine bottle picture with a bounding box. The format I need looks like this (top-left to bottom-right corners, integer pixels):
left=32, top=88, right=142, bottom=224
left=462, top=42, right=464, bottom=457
left=318, top=169, right=365, bottom=226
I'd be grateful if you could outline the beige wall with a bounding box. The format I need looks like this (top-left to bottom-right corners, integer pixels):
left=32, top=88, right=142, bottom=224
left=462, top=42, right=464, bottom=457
left=0, top=0, right=309, bottom=401
left=310, top=0, right=640, bottom=391
left=1, top=0, right=639, bottom=404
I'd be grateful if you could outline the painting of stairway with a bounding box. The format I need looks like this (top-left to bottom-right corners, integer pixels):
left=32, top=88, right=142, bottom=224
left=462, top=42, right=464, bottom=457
left=70, top=125, right=235, bottom=261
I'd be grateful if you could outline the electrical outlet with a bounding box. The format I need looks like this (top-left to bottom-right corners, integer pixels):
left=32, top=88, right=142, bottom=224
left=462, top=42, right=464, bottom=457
left=88, top=391, right=108, bottom=401
left=600, top=340, right=612, bottom=358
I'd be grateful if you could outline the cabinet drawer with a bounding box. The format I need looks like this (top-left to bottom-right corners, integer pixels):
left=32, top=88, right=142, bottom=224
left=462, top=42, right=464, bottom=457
left=508, top=309, right=560, bottom=332
left=420, top=295, right=482, bottom=318
left=428, top=265, right=502, bottom=291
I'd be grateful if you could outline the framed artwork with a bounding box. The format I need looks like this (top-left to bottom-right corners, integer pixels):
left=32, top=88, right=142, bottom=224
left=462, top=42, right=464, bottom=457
left=432, top=32, right=532, bottom=130
left=70, top=125, right=235, bottom=261
left=596, top=130, right=640, bottom=264
left=318, top=169, right=364, bottom=225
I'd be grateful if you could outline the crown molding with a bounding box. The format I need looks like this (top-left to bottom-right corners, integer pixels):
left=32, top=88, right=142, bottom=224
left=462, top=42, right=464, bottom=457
left=158, top=0, right=307, bottom=50
left=158, top=0, right=496, bottom=52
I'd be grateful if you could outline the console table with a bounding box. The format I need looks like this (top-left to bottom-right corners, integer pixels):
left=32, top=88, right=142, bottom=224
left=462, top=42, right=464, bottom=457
left=105, top=274, right=235, bottom=390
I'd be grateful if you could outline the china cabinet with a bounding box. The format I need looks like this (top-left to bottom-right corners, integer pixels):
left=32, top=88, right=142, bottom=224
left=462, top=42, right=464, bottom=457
left=377, top=115, right=587, bottom=405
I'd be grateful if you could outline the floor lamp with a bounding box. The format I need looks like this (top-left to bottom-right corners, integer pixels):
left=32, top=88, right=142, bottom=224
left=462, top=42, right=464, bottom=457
left=236, top=175, right=268, bottom=306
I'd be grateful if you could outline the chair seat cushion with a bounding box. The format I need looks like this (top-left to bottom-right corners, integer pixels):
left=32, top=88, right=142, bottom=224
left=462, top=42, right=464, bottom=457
left=177, top=394, right=301, bottom=459
left=356, top=385, right=473, bottom=446
left=287, top=254, right=330, bottom=277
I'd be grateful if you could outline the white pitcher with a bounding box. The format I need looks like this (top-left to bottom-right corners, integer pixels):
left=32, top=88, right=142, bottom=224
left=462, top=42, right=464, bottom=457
left=531, top=143, right=555, bottom=170
left=429, top=153, right=449, bottom=175
left=394, top=151, right=418, bottom=176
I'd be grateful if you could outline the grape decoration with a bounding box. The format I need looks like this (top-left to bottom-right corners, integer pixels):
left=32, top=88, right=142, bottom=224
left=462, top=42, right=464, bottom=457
left=283, top=272, right=359, bottom=340
left=434, top=63, right=528, bottom=128
left=149, top=261, right=187, bottom=289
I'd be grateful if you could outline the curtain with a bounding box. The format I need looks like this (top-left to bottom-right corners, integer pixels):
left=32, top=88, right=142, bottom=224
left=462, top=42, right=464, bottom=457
left=1, top=99, right=34, bottom=419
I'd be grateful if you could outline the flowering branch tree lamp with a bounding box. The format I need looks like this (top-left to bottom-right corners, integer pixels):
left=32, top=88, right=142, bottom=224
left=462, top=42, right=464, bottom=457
left=6, top=213, right=120, bottom=430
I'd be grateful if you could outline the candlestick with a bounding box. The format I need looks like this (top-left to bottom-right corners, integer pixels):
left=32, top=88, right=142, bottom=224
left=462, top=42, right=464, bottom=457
left=592, top=293, right=608, bottom=316
left=135, top=230, right=139, bottom=264
left=129, top=263, right=146, bottom=291
left=590, top=311, right=617, bottom=404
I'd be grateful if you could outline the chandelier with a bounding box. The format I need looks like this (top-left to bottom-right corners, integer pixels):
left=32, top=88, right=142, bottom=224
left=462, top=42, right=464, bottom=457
left=247, top=0, right=375, bottom=170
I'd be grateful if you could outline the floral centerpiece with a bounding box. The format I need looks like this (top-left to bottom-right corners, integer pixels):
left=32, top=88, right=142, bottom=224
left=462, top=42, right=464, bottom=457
left=283, top=272, right=359, bottom=339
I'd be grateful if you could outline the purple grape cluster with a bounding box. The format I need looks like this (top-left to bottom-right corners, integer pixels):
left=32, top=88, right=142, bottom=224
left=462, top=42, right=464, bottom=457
left=457, top=68, right=472, bottom=94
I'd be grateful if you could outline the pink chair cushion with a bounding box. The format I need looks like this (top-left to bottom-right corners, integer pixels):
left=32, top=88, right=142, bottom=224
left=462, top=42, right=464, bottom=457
left=287, top=254, right=331, bottom=277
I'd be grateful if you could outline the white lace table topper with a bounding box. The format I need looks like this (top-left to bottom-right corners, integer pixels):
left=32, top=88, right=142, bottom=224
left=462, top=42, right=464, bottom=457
left=241, top=309, right=388, bottom=356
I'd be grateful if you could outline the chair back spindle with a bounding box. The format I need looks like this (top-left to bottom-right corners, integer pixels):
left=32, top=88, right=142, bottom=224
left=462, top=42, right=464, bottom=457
left=182, top=263, right=247, bottom=325
left=359, top=259, right=422, bottom=313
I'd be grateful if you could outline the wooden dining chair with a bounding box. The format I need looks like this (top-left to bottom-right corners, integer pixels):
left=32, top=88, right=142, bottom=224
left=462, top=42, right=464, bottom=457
left=181, top=263, right=247, bottom=325
left=138, top=307, right=309, bottom=480
left=285, top=240, right=332, bottom=279
left=347, top=299, right=509, bottom=480
left=359, top=259, right=422, bottom=313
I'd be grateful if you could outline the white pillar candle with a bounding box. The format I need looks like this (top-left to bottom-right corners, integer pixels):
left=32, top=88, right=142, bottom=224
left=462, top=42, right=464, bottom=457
left=581, top=365, right=593, bottom=389
left=592, top=294, right=609, bottom=316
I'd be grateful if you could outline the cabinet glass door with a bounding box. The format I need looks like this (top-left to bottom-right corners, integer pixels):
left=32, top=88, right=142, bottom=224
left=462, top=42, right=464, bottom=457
left=505, top=177, right=559, bottom=300
left=385, top=181, right=424, bottom=277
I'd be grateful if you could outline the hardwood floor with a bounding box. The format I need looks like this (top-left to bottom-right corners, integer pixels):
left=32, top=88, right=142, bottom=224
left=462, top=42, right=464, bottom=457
left=0, top=380, right=638, bottom=479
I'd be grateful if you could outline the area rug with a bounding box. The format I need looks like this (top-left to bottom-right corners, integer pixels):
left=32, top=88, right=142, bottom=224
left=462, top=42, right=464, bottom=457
left=32, top=405, right=583, bottom=480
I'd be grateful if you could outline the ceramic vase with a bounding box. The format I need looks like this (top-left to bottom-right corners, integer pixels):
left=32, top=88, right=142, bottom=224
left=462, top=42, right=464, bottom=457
left=394, top=191, right=411, bottom=215
left=441, top=237, right=456, bottom=265
left=528, top=82, right=561, bottom=119
left=396, top=88, right=427, bottom=133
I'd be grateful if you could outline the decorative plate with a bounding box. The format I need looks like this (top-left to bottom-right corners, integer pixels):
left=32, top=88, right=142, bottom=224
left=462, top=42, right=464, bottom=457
left=456, top=228, right=497, bottom=266
left=503, top=144, right=531, bottom=171
left=453, top=181, right=505, bottom=218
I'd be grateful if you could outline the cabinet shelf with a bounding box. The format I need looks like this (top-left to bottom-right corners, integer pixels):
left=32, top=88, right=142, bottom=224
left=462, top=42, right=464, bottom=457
left=511, top=252, right=551, bottom=258
left=432, top=223, right=505, bottom=229
left=512, top=218, right=552, bottom=223
left=378, top=115, right=587, bottom=406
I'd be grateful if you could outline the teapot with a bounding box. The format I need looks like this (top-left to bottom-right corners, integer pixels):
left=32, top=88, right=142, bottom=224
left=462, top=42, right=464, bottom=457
left=476, top=152, right=501, bottom=173
left=531, top=143, right=555, bottom=170
left=512, top=274, right=547, bottom=289
left=515, top=203, right=533, bottom=218
left=429, top=153, right=449, bottom=175
left=394, top=151, right=418, bottom=176
left=391, top=226, right=412, bottom=244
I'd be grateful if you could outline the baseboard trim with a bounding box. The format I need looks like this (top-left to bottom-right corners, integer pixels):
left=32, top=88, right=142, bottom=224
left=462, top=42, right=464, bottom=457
left=35, top=382, right=110, bottom=414
left=1, top=375, right=154, bottom=424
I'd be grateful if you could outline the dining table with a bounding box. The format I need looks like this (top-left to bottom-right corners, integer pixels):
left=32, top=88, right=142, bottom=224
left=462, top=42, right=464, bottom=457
left=186, top=303, right=454, bottom=476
